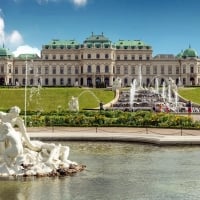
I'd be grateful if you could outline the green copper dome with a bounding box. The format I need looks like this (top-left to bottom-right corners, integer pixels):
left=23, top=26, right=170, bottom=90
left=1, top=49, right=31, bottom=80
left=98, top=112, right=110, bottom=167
left=182, top=46, right=198, bottom=58
left=176, top=50, right=184, bottom=58
left=0, top=47, right=13, bottom=58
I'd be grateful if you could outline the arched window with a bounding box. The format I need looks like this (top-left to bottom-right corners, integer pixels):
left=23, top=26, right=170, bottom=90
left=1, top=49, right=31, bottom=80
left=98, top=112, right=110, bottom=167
left=53, top=78, right=56, bottom=86
left=22, top=78, right=25, bottom=85
left=87, top=65, right=92, bottom=73
left=60, top=78, right=64, bottom=85
left=30, top=79, right=34, bottom=85
left=87, top=77, right=92, bottom=87
left=104, top=77, right=109, bottom=87
left=96, top=65, right=100, bottom=73
left=190, top=65, right=194, bottom=73
left=67, top=78, right=71, bottom=86
left=45, top=78, right=48, bottom=85
left=105, top=66, right=109, bottom=73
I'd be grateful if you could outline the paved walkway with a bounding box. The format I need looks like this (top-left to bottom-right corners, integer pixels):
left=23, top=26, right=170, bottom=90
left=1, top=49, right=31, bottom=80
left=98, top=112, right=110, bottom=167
left=28, top=126, right=200, bottom=146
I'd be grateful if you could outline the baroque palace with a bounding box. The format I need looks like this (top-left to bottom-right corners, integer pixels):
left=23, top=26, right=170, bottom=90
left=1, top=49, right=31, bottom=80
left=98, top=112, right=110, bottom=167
left=0, top=33, right=200, bottom=87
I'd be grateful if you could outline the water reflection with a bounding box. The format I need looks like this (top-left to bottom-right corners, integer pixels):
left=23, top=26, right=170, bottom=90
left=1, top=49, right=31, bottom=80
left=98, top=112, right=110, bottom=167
left=1, top=142, right=200, bottom=200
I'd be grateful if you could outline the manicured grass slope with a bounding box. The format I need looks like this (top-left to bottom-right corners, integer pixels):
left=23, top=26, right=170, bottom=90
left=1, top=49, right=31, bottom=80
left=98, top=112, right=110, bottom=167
left=178, top=87, right=200, bottom=104
left=0, top=87, right=115, bottom=112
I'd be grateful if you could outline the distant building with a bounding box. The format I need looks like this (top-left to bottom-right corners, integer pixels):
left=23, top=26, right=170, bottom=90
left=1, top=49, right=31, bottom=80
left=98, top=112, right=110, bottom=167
left=0, top=33, right=199, bottom=87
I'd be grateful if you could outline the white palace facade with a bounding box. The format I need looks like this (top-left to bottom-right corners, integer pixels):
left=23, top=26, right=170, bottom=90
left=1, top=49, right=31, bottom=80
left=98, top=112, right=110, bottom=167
left=0, top=33, right=200, bottom=87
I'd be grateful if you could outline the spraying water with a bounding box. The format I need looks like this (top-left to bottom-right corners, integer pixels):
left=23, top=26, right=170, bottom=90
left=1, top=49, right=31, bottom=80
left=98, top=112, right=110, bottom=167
left=130, top=79, right=137, bottom=108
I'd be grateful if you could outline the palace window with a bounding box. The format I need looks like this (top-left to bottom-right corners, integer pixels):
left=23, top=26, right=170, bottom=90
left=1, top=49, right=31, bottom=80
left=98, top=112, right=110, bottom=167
left=60, top=66, right=64, bottom=74
left=75, top=66, right=79, bottom=74
left=37, top=67, right=41, bottom=74
left=117, top=55, right=120, bottom=60
left=30, top=68, right=34, bottom=74
left=168, top=65, right=172, bottom=74
left=15, top=67, right=18, bottom=74
left=53, top=78, right=56, bottom=85
left=45, top=66, right=49, bottom=74
left=75, top=55, right=79, bottom=60
left=45, top=55, right=48, bottom=60
left=52, top=66, right=56, bottom=74
left=183, top=65, right=186, bottom=73
left=124, top=66, right=128, bottom=74
left=68, top=66, right=71, bottom=74
left=105, top=66, right=109, bottom=73
left=131, top=66, right=135, bottom=74
left=0, top=64, right=4, bottom=73
left=105, top=54, right=109, bottom=59
left=96, top=65, right=100, bottom=73
left=124, top=55, right=127, bottom=60
left=87, top=65, right=92, bottom=73
left=131, top=55, right=135, bottom=60
left=45, top=78, right=48, bottom=85
left=53, top=55, right=56, bottom=60
left=116, top=66, right=120, bottom=74
left=60, top=55, right=64, bottom=60
left=60, top=78, right=64, bottom=85
left=96, top=54, right=100, bottom=59
left=67, top=78, right=71, bottom=85
left=139, top=55, right=142, bottom=60
left=30, top=79, right=34, bottom=85
left=161, top=65, right=165, bottom=74
left=153, top=66, right=157, bottom=74
left=22, top=67, right=26, bottom=74
left=146, top=66, right=150, bottom=75
left=67, top=55, right=71, bottom=60
left=87, top=54, right=91, bottom=59
left=176, top=66, right=179, bottom=74
left=190, top=65, right=194, bottom=73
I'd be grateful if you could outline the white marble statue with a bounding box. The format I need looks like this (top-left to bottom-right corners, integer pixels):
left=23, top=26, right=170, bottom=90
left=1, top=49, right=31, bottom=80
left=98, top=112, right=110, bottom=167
left=0, top=122, right=23, bottom=167
left=0, top=106, right=77, bottom=177
left=0, top=106, right=40, bottom=152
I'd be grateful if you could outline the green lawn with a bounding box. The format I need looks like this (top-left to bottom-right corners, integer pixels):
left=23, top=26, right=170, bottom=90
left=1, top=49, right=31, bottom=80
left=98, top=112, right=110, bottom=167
left=0, top=87, right=115, bottom=112
left=178, top=87, right=200, bottom=104
left=1, top=87, right=199, bottom=113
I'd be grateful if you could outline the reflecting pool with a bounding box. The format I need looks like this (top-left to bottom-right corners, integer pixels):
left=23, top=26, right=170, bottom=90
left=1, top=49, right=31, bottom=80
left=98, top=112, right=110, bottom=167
left=1, top=142, right=200, bottom=200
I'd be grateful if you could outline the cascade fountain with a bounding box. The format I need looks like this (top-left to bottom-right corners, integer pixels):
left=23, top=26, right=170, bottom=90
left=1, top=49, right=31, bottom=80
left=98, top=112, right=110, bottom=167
left=111, top=71, right=200, bottom=113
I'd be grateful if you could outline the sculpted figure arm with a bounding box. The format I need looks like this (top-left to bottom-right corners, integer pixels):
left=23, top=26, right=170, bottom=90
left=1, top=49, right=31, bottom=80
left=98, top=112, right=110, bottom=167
left=0, top=107, right=41, bottom=152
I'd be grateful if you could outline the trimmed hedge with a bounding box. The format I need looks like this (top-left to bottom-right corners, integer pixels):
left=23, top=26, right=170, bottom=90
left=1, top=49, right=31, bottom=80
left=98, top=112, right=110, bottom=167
left=23, top=110, right=200, bottom=129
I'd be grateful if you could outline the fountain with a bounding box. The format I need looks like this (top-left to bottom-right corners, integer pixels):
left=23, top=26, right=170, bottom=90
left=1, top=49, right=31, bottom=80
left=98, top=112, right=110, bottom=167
left=155, top=77, right=159, bottom=94
left=130, top=79, right=137, bottom=109
left=68, top=89, right=102, bottom=111
left=0, top=106, right=85, bottom=177
left=111, top=70, right=200, bottom=113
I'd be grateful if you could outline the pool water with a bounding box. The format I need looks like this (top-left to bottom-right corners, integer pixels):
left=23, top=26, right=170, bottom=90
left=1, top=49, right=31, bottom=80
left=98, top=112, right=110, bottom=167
left=1, top=142, right=200, bottom=200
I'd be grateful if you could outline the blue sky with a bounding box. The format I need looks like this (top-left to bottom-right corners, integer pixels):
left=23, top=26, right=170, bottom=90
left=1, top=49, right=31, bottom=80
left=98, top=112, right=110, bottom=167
left=0, top=0, right=200, bottom=56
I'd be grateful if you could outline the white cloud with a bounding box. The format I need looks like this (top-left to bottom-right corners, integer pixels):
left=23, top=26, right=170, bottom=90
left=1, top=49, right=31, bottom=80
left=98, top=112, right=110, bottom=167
left=7, top=30, right=24, bottom=47
left=0, top=16, right=40, bottom=56
left=36, top=0, right=88, bottom=7
left=70, top=0, right=88, bottom=7
left=0, top=17, right=5, bottom=45
left=12, top=45, right=40, bottom=57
